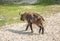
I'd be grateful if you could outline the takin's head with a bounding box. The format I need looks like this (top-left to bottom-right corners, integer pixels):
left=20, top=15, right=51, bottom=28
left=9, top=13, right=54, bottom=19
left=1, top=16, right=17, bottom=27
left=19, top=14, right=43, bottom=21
left=20, top=12, right=27, bottom=21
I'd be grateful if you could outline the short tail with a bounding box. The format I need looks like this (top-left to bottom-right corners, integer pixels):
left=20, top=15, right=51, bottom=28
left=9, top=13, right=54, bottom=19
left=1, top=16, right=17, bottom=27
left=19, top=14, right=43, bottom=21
left=42, top=17, right=45, bottom=21
left=40, top=16, right=45, bottom=21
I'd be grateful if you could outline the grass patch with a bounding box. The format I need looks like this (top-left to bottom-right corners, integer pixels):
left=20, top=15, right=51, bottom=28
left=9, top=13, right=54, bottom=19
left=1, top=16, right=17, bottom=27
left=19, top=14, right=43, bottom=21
left=0, top=5, right=60, bottom=26
left=0, top=20, right=6, bottom=26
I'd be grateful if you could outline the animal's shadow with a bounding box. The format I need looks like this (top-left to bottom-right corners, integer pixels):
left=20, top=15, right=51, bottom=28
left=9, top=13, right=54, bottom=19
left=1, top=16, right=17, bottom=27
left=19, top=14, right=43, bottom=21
left=6, top=29, right=38, bottom=35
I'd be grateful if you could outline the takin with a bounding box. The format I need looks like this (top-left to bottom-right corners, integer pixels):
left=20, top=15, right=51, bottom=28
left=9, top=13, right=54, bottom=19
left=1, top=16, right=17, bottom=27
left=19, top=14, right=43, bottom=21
left=19, top=12, right=45, bottom=34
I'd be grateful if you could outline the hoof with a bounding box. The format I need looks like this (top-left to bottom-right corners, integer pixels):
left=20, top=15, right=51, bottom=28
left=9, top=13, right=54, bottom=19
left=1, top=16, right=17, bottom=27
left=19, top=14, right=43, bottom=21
left=25, top=29, right=27, bottom=31
left=39, top=32, right=41, bottom=34
left=42, top=32, right=44, bottom=34
left=31, top=31, right=33, bottom=33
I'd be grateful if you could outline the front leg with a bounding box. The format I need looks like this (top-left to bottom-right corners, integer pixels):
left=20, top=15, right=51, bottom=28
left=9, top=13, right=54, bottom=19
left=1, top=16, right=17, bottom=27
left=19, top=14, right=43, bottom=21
left=39, top=26, right=42, bottom=34
left=30, top=23, right=33, bottom=33
left=25, top=24, right=29, bottom=31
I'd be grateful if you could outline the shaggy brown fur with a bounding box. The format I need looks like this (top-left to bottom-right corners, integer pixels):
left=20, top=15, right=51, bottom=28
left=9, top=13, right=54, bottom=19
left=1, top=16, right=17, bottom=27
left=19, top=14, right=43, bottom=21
left=20, top=12, right=45, bottom=34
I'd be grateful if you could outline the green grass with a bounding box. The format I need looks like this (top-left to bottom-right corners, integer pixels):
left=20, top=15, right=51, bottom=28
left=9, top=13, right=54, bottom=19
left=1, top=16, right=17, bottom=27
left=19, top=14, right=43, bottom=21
left=0, top=20, right=6, bottom=26
left=0, top=5, right=60, bottom=26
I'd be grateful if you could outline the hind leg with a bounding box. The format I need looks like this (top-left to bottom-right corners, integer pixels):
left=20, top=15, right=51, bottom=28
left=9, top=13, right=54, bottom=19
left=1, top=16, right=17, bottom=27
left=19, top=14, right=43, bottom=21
left=39, top=26, right=44, bottom=34
left=41, top=27, right=44, bottom=34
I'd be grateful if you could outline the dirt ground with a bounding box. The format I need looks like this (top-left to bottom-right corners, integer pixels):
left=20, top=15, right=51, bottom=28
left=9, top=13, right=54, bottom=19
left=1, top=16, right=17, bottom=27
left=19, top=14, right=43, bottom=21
left=0, top=13, right=60, bottom=41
